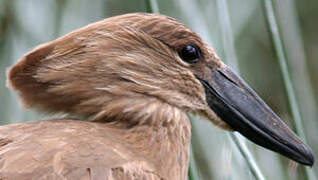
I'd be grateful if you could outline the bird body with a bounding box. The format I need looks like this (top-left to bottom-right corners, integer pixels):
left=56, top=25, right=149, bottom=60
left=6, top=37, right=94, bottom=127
left=0, top=119, right=189, bottom=179
left=2, top=13, right=314, bottom=180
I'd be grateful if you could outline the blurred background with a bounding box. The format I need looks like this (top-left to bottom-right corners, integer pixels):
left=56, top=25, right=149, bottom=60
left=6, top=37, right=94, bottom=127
left=0, top=0, right=317, bottom=179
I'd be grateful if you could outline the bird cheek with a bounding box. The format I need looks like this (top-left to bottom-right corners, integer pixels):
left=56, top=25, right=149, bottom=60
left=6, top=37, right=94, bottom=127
left=204, top=107, right=233, bottom=131
left=188, top=107, right=232, bottom=131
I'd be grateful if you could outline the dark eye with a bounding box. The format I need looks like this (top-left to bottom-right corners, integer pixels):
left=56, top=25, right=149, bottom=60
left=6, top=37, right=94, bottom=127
left=178, top=45, right=201, bottom=63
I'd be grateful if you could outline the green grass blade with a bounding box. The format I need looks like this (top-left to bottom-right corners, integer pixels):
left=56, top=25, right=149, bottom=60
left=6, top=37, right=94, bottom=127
left=145, top=0, right=159, bottom=14
left=261, top=0, right=316, bottom=179
left=215, top=0, right=239, bottom=72
left=54, top=0, right=66, bottom=38
left=215, top=0, right=266, bottom=179
left=230, top=134, right=266, bottom=180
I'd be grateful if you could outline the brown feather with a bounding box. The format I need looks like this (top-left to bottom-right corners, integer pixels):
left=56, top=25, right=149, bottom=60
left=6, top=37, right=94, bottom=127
left=4, top=13, right=229, bottom=180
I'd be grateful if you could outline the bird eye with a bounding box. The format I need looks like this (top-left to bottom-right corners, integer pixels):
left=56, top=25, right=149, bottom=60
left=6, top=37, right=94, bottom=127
left=178, top=45, right=201, bottom=63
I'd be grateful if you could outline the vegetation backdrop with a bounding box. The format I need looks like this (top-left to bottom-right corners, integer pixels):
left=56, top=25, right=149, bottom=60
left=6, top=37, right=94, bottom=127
left=0, top=0, right=317, bottom=179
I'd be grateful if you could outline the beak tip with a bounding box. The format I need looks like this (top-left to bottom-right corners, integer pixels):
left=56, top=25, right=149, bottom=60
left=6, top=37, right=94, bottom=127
left=301, top=155, right=314, bottom=167
left=303, top=149, right=314, bottom=167
left=199, top=66, right=315, bottom=167
left=297, top=144, right=315, bottom=166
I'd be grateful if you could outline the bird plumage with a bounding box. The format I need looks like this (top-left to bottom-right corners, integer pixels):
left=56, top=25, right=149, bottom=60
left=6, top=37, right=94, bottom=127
left=4, top=13, right=207, bottom=179
left=7, top=13, right=226, bottom=129
left=0, top=120, right=176, bottom=179
left=2, top=13, right=314, bottom=180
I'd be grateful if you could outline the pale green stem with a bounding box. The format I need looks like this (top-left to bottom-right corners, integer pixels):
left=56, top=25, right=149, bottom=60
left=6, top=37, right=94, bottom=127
left=215, top=0, right=266, bottom=179
left=262, top=0, right=316, bottom=179
left=145, top=0, right=159, bottom=14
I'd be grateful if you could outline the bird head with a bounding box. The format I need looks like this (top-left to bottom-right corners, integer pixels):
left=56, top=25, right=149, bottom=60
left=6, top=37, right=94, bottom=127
left=7, top=13, right=314, bottom=166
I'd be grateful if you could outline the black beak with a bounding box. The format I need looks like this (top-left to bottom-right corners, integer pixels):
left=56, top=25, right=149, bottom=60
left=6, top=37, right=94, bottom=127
left=197, top=66, right=314, bottom=166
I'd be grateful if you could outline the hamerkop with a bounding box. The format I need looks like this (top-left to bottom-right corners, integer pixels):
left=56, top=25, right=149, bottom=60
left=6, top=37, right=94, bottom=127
left=2, top=13, right=314, bottom=179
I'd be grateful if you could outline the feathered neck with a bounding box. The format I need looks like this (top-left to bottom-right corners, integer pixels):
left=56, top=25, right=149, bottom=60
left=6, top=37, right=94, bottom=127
left=103, top=99, right=191, bottom=180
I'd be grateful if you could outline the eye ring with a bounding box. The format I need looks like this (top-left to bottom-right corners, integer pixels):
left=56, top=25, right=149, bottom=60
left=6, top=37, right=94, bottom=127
left=178, top=44, right=201, bottom=63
